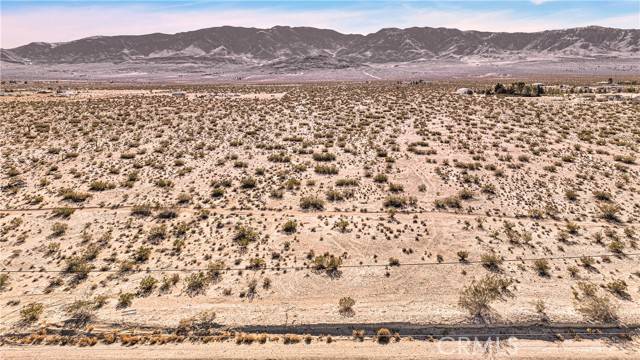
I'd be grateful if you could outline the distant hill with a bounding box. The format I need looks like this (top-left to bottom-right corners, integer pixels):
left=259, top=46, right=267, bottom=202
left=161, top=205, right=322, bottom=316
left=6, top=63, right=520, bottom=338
left=2, top=25, right=638, bottom=65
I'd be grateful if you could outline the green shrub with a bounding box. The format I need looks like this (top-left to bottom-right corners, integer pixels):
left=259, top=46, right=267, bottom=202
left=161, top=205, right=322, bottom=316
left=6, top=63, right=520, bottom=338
left=138, top=276, right=158, bottom=295
left=233, top=225, right=259, bottom=246
left=117, top=293, right=134, bottom=308
left=184, top=272, right=209, bottom=296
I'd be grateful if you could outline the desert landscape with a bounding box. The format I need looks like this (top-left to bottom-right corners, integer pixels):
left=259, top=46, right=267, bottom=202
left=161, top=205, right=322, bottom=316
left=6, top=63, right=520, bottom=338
left=0, top=77, right=639, bottom=358
left=1, top=7, right=640, bottom=356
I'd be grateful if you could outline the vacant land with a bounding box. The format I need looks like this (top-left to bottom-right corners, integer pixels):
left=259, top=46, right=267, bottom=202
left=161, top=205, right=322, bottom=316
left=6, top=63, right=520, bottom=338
left=0, top=82, right=639, bottom=357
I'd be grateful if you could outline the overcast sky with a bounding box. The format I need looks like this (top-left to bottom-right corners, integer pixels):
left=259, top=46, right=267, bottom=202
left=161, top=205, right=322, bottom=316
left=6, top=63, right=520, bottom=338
left=1, top=1, right=639, bottom=48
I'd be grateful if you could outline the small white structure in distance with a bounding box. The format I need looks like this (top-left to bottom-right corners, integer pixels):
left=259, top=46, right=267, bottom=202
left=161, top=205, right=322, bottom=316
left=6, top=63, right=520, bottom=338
left=172, top=91, right=187, bottom=97
left=455, top=88, right=474, bottom=95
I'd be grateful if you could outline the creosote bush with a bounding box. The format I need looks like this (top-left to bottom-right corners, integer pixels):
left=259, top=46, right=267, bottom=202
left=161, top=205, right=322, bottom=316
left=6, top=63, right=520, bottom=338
left=458, top=275, right=514, bottom=320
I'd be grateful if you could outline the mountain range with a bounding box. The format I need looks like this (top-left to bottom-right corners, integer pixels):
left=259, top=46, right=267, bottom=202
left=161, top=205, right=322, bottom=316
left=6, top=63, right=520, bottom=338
left=1, top=25, right=638, bottom=66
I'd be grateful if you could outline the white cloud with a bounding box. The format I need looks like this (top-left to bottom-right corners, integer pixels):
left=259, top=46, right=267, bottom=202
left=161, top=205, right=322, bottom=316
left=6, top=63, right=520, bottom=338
left=530, top=0, right=553, bottom=5
left=1, top=4, right=638, bottom=48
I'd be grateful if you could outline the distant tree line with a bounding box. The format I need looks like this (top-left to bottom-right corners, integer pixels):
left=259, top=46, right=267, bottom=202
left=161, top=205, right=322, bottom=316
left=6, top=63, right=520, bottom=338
left=480, top=82, right=544, bottom=97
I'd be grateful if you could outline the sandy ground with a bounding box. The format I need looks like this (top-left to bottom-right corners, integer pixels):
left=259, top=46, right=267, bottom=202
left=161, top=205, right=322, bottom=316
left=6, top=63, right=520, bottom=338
left=0, top=81, right=639, bottom=358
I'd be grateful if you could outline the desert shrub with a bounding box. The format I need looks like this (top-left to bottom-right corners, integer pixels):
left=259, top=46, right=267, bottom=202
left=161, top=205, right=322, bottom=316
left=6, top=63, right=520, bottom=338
left=268, top=152, right=291, bottom=163
left=599, top=203, right=621, bottom=222
left=336, top=178, right=359, bottom=187
left=0, top=273, right=9, bottom=290
left=240, top=177, right=257, bottom=189
left=300, top=196, right=325, bottom=210
left=53, top=207, right=75, bottom=219
left=373, top=174, right=388, bottom=183
left=176, top=193, right=192, bottom=204
left=334, top=218, right=350, bottom=233
left=565, top=189, right=578, bottom=201
left=580, top=256, right=595, bottom=268
left=155, top=179, right=174, bottom=188
left=283, top=334, right=302, bottom=344
left=376, top=328, right=392, bottom=344
left=51, top=222, right=68, bottom=237
left=156, top=208, right=178, bottom=219
left=565, top=222, right=580, bottom=235
left=434, top=196, right=461, bottom=209
left=64, top=256, right=92, bottom=280
left=20, top=302, right=44, bottom=323
left=184, top=272, right=209, bottom=296
left=480, top=253, right=503, bottom=271
left=313, top=253, right=342, bottom=276
left=312, top=152, right=336, bottom=162
left=533, top=259, right=550, bottom=276
left=457, top=251, right=469, bottom=262
left=64, top=299, right=100, bottom=324
left=606, top=279, right=628, bottom=296
left=138, top=276, right=158, bottom=295
left=593, top=191, right=613, bottom=201
left=388, top=257, right=400, bottom=266
left=148, top=225, right=167, bottom=243
left=160, top=274, right=180, bottom=293
left=247, top=258, right=266, bottom=270
left=314, top=164, right=339, bottom=175
left=282, top=219, right=297, bottom=234
left=325, top=189, right=345, bottom=201
left=338, top=297, right=356, bottom=315
left=608, top=239, right=625, bottom=253
left=60, top=188, right=91, bottom=202
left=284, top=178, right=301, bottom=190
left=383, top=195, right=407, bottom=208
left=134, top=245, right=152, bottom=262
left=131, top=204, right=152, bottom=217
left=458, top=275, right=513, bottom=319
left=117, top=293, right=134, bottom=308
left=458, top=189, right=474, bottom=200
left=211, top=187, right=225, bottom=198
left=574, top=282, right=618, bottom=323
left=233, top=225, right=259, bottom=246
left=352, top=329, right=365, bottom=341
left=178, top=310, right=217, bottom=333
left=388, top=183, right=404, bottom=193
left=89, top=180, right=116, bottom=191
left=481, top=183, right=496, bottom=194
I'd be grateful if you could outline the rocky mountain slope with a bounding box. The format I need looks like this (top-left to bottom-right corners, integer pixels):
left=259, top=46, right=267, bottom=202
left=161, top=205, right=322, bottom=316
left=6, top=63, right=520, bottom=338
left=1, top=25, right=638, bottom=65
